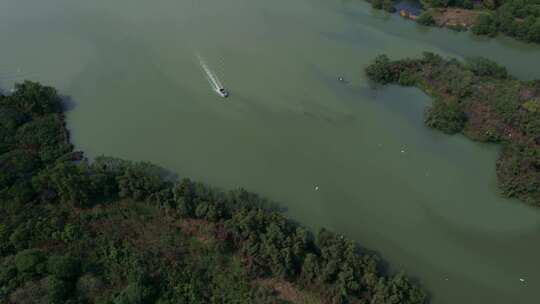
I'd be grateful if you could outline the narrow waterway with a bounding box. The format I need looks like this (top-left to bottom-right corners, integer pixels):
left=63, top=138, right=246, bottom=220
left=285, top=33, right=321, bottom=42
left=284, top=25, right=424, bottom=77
left=1, top=0, right=539, bottom=303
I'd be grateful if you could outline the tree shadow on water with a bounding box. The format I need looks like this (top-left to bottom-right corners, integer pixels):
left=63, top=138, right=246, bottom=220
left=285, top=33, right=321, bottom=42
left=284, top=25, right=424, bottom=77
left=61, top=95, right=78, bottom=112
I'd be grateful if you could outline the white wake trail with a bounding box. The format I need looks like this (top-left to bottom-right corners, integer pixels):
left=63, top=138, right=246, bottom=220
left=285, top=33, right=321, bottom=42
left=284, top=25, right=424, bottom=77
left=197, top=54, right=223, bottom=93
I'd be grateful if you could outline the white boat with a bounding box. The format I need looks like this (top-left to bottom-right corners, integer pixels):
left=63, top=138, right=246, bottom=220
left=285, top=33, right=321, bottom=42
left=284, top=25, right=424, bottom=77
left=217, top=87, right=229, bottom=98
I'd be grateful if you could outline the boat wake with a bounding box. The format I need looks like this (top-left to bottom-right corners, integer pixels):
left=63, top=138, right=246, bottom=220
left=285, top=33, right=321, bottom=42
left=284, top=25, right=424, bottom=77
left=197, top=54, right=225, bottom=95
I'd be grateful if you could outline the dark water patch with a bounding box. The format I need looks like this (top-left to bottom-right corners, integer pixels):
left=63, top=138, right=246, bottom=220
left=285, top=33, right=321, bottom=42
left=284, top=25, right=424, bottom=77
left=61, top=95, right=78, bottom=112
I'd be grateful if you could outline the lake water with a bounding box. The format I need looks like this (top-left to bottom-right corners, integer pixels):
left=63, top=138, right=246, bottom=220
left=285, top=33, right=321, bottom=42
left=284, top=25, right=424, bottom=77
left=1, top=0, right=540, bottom=303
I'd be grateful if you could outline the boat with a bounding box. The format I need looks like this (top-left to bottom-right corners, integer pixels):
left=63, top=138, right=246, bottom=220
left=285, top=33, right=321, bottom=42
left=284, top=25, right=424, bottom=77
left=217, top=87, right=229, bottom=98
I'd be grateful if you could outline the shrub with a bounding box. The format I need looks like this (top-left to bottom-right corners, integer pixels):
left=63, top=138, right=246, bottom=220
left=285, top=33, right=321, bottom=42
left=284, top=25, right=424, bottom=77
left=14, top=249, right=46, bottom=275
left=472, top=14, right=498, bottom=36
left=417, top=12, right=436, bottom=26
left=466, top=57, right=508, bottom=79
left=47, top=275, right=73, bottom=303
left=528, top=18, right=540, bottom=42
left=425, top=100, right=467, bottom=134
left=371, top=0, right=383, bottom=9
left=366, top=55, right=400, bottom=84
left=47, top=255, right=80, bottom=279
left=9, top=81, right=63, bottom=117
left=113, top=274, right=157, bottom=304
left=382, top=0, right=396, bottom=12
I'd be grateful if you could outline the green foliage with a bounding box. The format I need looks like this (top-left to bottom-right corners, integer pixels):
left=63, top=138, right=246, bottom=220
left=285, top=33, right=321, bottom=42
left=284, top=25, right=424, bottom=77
left=472, top=14, right=498, bottom=36
left=8, top=81, right=62, bottom=117
left=523, top=99, right=540, bottom=113
left=466, top=57, right=508, bottom=79
left=382, top=0, right=396, bottom=12
left=116, top=162, right=171, bottom=202
left=0, top=257, right=18, bottom=287
left=53, top=223, right=82, bottom=243
left=417, top=12, right=436, bottom=26
left=113, top=273, right=157, bottom=304
left=366, top=55, right=401, bottom=84
left=426, top=0, right=540, bottom=43
left=47, top=275, right=73, bottom=303
left=497, top=143, right=540, bottom=204
left=14, top=249, right=46, bottom=275
left=47, top=255, right=80, bottom=279
left=528, top=18, right=540, bottom=42
left=371, top=0, right=396, bottom=12
left=424, top=0, right=474, bottom=8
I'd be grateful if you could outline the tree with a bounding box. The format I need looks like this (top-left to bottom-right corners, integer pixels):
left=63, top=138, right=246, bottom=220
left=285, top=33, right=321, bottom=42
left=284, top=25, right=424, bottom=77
left=32, top=162, right=94, bottom=206
left=382, top=0, right=396, bottom=12
left=472, top=14, right=498, bottom=36
left=14, top=249, right=46, bottom=275
left=425, top=100, right=467, bottom=134
left=466, top=57, right=508, bottom=79
left=8, top=81, right=63, bottom=117
left=528, top=18, right=540, bottom=42
left=366, top=55, right=399, bottom=84
left=47, top=275, right=73, bottom=303
left=47, top=255, right=80, bottom=279
left=417, top=12, right=436, bottom=26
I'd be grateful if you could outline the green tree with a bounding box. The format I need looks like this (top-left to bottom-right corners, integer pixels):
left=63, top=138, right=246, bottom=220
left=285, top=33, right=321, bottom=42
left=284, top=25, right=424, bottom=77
left=425, top=100, right=467, bottom=134
left=466, top=57, right=508, bottom=78
left=417, top=12, right=436, bottom=26
left=8, top=81, right=62, bottom=117
left=15, top=249, right=46, bottom=275
left=366, top=55, right=399, bottom=84
left=47, top=255, right=80, bottom=279
left=528, top=18, right=540, bottom=42
left=472, top=14, right=498, bottom=36
left=47, top=275, right=73, bottom=303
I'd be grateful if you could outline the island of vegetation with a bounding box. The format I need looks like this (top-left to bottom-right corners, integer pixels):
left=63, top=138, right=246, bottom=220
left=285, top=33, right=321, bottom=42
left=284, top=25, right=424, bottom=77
left=0, top=82, right=427, bottom=303
left=366, top=53, right=540, bottom=206
left=369, top=0, right=540, bottom=44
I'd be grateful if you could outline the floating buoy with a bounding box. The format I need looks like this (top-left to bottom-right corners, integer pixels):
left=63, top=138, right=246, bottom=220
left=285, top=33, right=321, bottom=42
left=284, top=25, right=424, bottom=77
left=315, top=186, right=319, bottom=191
left=519, top=278, right=525, bottom=282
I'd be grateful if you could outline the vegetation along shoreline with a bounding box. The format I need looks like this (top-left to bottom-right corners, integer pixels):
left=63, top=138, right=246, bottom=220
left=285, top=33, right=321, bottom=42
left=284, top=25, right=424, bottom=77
left=366, top=52, right=540, bottom=206
left=369, top=0, right=540, bottom=44
left=0, top=82, right=427, bottom=303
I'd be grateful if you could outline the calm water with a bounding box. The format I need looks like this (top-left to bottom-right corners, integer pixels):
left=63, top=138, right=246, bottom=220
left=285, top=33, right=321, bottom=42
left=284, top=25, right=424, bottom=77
left=2, top=0, right=540, bottom=303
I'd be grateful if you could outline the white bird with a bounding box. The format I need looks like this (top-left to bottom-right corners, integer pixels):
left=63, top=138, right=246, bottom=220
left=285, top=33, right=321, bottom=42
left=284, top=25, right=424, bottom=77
left=314, top=186, right=319, bottom=191
left=519, top=278, right=525, bottom=282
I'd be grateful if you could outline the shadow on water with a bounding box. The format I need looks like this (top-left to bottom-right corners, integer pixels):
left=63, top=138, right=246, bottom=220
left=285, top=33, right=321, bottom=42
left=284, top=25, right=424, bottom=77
left=61, top=95, right=78, bottom=112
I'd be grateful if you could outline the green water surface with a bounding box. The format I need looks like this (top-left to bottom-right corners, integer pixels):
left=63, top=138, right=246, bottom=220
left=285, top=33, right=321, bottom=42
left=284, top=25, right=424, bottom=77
left=1, top=0, right=539, bottom=303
